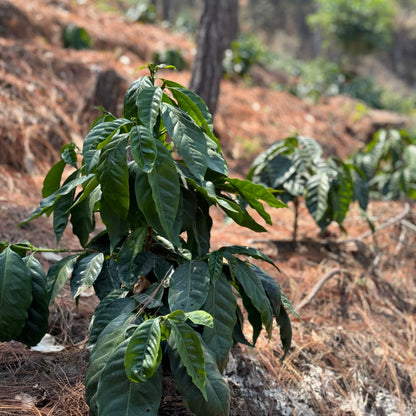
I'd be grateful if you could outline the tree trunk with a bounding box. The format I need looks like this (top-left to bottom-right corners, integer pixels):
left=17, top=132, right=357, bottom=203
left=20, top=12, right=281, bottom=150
left=189, top=0, right=238, bottom=116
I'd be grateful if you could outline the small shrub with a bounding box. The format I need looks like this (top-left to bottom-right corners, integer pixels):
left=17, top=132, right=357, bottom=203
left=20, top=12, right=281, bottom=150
left=62, top=24, right=93, bottom=50
left=248, top=136, right=368, bottom=238
left=223, top=33, right=267, bottom=79
left=152, top=48, right=187, bottom=71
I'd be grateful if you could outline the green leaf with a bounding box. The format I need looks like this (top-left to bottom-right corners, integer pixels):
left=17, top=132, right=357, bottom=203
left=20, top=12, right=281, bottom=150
left=228, top=177, right=286, bottom=210
left=330, top=165, right=354, bottom=224
left=160, top=102, right=208, bottom=183
left=85, top=313, right=136, bottom=415
left=93, top=258, right=122, bottom=300
left=83, top=118, right=133, bottom=173
left=70, top=188, right=99, bottom=247
left=89, top=292, right=133, bottom=348
left=20, top=174, right=94, bottom=225
left=185, top=310, right=214, bottom=328
left=70, top=253, right=104, bottom=299
left=0, top=248, right=32, bottom=341
left=164, top=82, right=218, bottom=145
left=217, top=196, right=267, bottom=232
left=275, top=304, right=292, bottom=359
left=220, top=245, right=279, bottom=271
left=97, top=136, right=130, bottom=219
left=305, top=172, right=331, bottom=224
left=137, top=86, right=163, bottom=131
left=168, top=320, right=207, bottom=400
left=53, top=170, right=79, bottom=243
left=168, top=260, right=210, bottom=312
left=17, top=255, right=49, bottom=346
left=124, top=76, right=154, bottom=120
left=147, top=141, right=180, bottom=242
left=117, top=227, right=147, bottom=290
left=125, top=318, right=162, bottom=382
left=226, top=256, right=273, bottom=338
left=96, top=340, right=162, bottom=416
left=46, top=254, right=78, bottom=306
left=42, top=159, right=66, bottom=198
left=130, top=125, right=157, bottom=173
left=61, top=142, right=78, bottom=168
left=168, top=341, right=230, bottom=416
left=208, top=250, right=223, bottom=282
left=202, top=274, right=236, bottom=371
left=250, top=264, right=281, bottom=318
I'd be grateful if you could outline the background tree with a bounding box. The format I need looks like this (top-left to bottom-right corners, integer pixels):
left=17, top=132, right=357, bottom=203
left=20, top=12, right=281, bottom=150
left=307, top=0, right=396, bottom=57
left=189, top=0, right=239, bottom=115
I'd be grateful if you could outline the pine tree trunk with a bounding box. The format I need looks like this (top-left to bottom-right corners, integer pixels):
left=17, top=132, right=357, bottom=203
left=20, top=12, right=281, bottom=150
left=190, top=0, right=238, bottom=116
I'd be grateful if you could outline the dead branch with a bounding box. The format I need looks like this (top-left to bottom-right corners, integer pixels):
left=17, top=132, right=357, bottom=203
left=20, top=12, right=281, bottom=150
left=349, top=203, right=410, bottom=242
left=296, top=268, right=342, bottom=312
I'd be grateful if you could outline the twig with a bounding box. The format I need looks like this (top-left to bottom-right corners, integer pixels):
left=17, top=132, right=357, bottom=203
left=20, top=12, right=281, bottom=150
left=401, top=219, right=416, bottom=234
left=296, top=268, right=342, bottom=312
left=350, top=203, right=410, bottom=242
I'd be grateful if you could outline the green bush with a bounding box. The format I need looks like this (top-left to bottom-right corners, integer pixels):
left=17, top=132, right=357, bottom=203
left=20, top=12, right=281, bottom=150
left=247, top=136, right=367, bottom=238
left=0, top=64, right=294, bottom=416
left=152, top=48, right=187, bottom=71
left=308, top=0, right=396, bottom=56
left=62, top=24, right=93, bottom=50
left=223, top=33, right=267, bottom=79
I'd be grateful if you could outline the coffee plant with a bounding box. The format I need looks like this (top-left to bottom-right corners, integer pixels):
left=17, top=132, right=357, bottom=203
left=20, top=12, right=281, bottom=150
left=247, top=135, right=368, bottom=239
left=0, top=64, right=294, bottom=416
left=350, top=129, right=416, bottom=200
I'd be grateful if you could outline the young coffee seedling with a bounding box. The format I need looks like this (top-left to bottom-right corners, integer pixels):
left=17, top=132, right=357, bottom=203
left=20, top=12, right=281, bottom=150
left=0, top=64, right=293, bottom=416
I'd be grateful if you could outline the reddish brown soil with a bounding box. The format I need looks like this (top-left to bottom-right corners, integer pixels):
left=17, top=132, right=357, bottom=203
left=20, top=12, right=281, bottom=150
left=0, top=0, right=415, bottom=415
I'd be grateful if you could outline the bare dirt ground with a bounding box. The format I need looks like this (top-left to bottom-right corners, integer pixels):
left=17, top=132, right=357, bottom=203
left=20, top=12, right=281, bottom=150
left=0, top=0, right=415, bottom=415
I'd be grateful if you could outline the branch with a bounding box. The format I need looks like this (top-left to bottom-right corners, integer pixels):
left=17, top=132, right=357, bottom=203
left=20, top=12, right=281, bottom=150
left=296, top=268, right=342, bottom=312
left=344, top=203, right=411, bottom=243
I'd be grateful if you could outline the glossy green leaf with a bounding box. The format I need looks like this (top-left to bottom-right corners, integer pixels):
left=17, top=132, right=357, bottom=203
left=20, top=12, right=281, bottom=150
left=70, top=253, right=104, bottom=299
left=330, top=167, right=354, bottom=224
left=83, top=118, right=133, bottom=173
left=185, top=310, right=214, bottom=328
left=125, top=318, right=162, bottom=382
left=61, top=142, right=78, bottom=168
left=0, top=248, right=32, bottom=341
left=147, top=141, right=180, bottom=242
left=41, top=159, right=66, bottom=198
left=208, top=250, right=223, bottom=282
left=226, top=256, right=273, bottom=338
left=305, top=172, right=330, bottom=224
left=53, top=170, right=78, bottom=243
left=20, top=173, right=94, bottom=225
left=250, top=264, right=281, bottom=318
left=202, top=274, right=236, bottom=371
left=220, top=245, right=279, bottom=271
left=17, top=255, right=49, bottom=346
left=217, top=196, right=267, bottom=232
left=137, top=86, right=162, bottom=131
left=168, top=320, right=207, bottom=400
left=96, top=339, right=162, bottom=416
left=276, top=304, right=292, bottom=359
left=123, top=76, right=154, bottom=120
left=93, top=258, right=122, bottom=300
left=46, top=254, right=78, bottom=306
left=164, top=82, right=218, bottom=145
left=89, top=292, right=133, bottom=348
left=161, top=102, right=208, bottom=183
left=130, top=125, right=157, bottom=173
left=117, top=227, right=147, bottom=290
left=97, top=136, right=130, bottom=219
left=168, top=341, right=230, bottom=416
left=70, top=188, right=99, bottom=247
left=168, top=260, right=210, bottom=312
left=85, top=313, right=135, bottom=415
